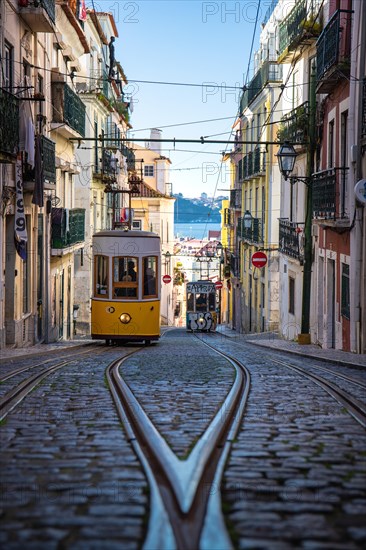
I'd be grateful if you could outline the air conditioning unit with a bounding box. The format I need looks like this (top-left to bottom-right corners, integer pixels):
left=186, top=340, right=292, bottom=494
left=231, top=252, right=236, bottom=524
left=132, top=220, right=142, bottom=230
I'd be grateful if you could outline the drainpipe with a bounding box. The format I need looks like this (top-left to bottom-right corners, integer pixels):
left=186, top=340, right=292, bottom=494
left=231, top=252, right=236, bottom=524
left=300, top=63, right=316, bottom=338
left=349, top=0, right=365, bottom=353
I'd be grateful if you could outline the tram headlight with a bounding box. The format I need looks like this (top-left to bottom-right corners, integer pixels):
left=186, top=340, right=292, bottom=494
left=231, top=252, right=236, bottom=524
left=119, top=313, right=132, bottom=324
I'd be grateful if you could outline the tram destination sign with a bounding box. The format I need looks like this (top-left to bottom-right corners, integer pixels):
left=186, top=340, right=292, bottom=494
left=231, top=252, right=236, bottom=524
left=251, top=251, right=267, bottom=268
left=186, top=282, right=216, bottom=293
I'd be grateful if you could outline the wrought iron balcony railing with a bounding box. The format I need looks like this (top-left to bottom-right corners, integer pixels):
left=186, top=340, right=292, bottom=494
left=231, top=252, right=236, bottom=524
left=242, top=148, right=266, bottom=179
left=237, top=217, right=264, bottom=244
left=230, top=188, right=242, bottom=210
left=277, top=101, right=310, bottom=144
left=0, top=88, right=19, bottom=157
left=278, top=0, right=321, bottom=60
left=240, top=61, right=282, bottom=112
left=316, top=10, right=352, bottom=93
left=312, top=167, right=349, bottom=220
left=51, top=207, right=85, bottom=249
left=279, top=219, right=304, bottom=261
left=52, top=82, right=86, bottom=137
left=23, top=135, right=56, bottom=184
left=42, top=136, right=56, bottom=183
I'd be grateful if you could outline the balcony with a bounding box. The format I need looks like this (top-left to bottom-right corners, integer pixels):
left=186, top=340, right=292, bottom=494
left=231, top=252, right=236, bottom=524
left=93, top=149, right=118, bottom=183
left=240, top=61, right=282, bottom=112
left=120, top=144, right=135, bottom=171
left=51, top=207, right=85, bottom=252
left=279, top=219, right=304, bottom=262
left=18, top=0, right=55, bottom=33
left=277, top=101, right=309, bottom=145
left=0, top=88, right=19, bottom=160
left=312, top=167, right=349, bottom=221
left=237, top=217, right=263, bottom=244
left=278, top=0, right=321, bottom=62
left=316, top=10, right=352, bottom=94
left=230, top=188, right=242, bottom=210
left=242, top=148, right=266, bottom=179
left=23, top=136, right=56, bottom=187
left=51, top=82, right=85, bottom=138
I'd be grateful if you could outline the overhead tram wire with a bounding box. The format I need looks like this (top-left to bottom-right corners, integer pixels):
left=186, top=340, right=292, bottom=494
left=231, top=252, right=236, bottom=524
left=200, top=0, right=262, bottom=241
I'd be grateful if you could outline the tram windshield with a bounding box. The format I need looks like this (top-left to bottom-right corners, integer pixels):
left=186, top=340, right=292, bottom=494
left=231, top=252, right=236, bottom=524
left=113, top=257, right=138, bottom=298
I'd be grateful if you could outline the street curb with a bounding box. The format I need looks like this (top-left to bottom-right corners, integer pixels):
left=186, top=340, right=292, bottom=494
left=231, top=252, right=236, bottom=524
left=0, top=342, right=94, bottom=363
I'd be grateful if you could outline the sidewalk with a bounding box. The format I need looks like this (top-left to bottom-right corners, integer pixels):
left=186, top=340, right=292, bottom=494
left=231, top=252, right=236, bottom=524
left=216, top=325, right=366, bottom=368
left=0, top=336, right=94, bottom=362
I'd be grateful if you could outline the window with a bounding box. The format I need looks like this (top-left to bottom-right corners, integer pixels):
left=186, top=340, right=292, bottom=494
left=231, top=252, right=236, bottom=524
left=196, top=293, right=207, bottom=312
left=5, top=41, right=14, bottom=90
left=187, top=293, right=194, bottom=311
left=144, top=165, right=154, bottom=177
left=340, top=110, right=348, bottom=217
left=208, top=293, right=216, bottom=311
left=132, top=219, right=142, bottom=230
left=341, top=263, right=350, bottom=319
left=143, top=256, right=157, bottom=298
left=289, top=276, right=295, bottom=314
left=94, top=255, right=109, bottom=297
left=113, top=257, right=138, bottom=298
left=37, top=74, right=44, bottom=119
left=328, top=120, right=334, bottom=168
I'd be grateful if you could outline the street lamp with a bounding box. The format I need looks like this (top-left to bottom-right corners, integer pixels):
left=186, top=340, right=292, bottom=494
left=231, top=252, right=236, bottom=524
left=277, top=142, right=311, bottom=186
left=276, top=142, right=298, bottom=180
left=277, top=142, right=313, bottom=343
left=243, top=210, right=253, bottom=229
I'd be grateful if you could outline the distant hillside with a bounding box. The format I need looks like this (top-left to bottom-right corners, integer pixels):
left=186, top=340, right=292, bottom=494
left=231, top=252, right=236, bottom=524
left=174, top=195, right=222, bottom=223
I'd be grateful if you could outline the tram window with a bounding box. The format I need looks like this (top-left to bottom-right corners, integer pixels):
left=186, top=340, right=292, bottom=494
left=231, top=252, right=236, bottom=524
left=208, top=293, right=216, bottom=311
left=143, top=256, right=157, bottom=298
left=196, top=293, right=207, bottom=311
left=113, top=257, right=138, bottom=298
left=187, top=293, right=194, bottom=311
left=94, top=255, right=108, bottom=297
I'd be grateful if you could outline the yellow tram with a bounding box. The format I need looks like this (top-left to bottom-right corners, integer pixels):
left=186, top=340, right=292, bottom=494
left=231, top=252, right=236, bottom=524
left=91, top=230, right=161, bottom=344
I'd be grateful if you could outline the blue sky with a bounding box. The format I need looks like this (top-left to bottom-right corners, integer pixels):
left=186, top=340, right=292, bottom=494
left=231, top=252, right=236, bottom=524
left=92, top=1, right=267, bottom=197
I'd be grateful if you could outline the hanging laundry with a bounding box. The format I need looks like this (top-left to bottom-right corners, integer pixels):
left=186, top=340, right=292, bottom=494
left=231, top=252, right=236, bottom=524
left=14, top=160, right=28, bottom=261
left=79, top=0, right=87, bottom=22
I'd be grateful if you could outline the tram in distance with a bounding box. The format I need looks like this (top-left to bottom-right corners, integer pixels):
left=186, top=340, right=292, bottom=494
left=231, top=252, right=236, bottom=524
left=186, top=280, right=218, bottom=332
left=91, top=230, right=161, bottom=344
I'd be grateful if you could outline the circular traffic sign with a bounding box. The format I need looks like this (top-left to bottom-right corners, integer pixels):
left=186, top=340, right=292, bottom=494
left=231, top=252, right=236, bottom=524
left=162, top=274, right=172, bottom=284
left=215, top=280, right=223, bottom=290
left=252, top=251, right=267, bottom=268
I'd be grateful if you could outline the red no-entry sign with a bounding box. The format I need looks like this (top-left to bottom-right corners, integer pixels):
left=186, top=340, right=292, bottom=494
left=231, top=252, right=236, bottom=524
left=215, top=280, right=223, bottom=290
left=252, top=251, right=267, bottom=268
left=162, top=274, right=172, bottom=284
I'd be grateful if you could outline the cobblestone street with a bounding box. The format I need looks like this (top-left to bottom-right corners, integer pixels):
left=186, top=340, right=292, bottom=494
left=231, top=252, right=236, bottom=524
left=1, top=329, right=365, bottom=549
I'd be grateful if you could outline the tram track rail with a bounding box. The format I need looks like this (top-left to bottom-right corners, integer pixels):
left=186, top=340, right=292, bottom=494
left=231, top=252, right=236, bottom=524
left=0, top=359, right=72, bottom=421
left=0, top=346, right=110, bottom=421
left=0, top=345, right=103, bottom=383
left=210, top=332, right=366, bottom=427
left=271, top=358, right=366, bottom=428
left=106, top=338, right=251, bottom=549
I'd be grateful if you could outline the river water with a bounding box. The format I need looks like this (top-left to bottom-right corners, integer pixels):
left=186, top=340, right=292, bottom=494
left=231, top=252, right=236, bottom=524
left=174, top=223, right=221, bottom=240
